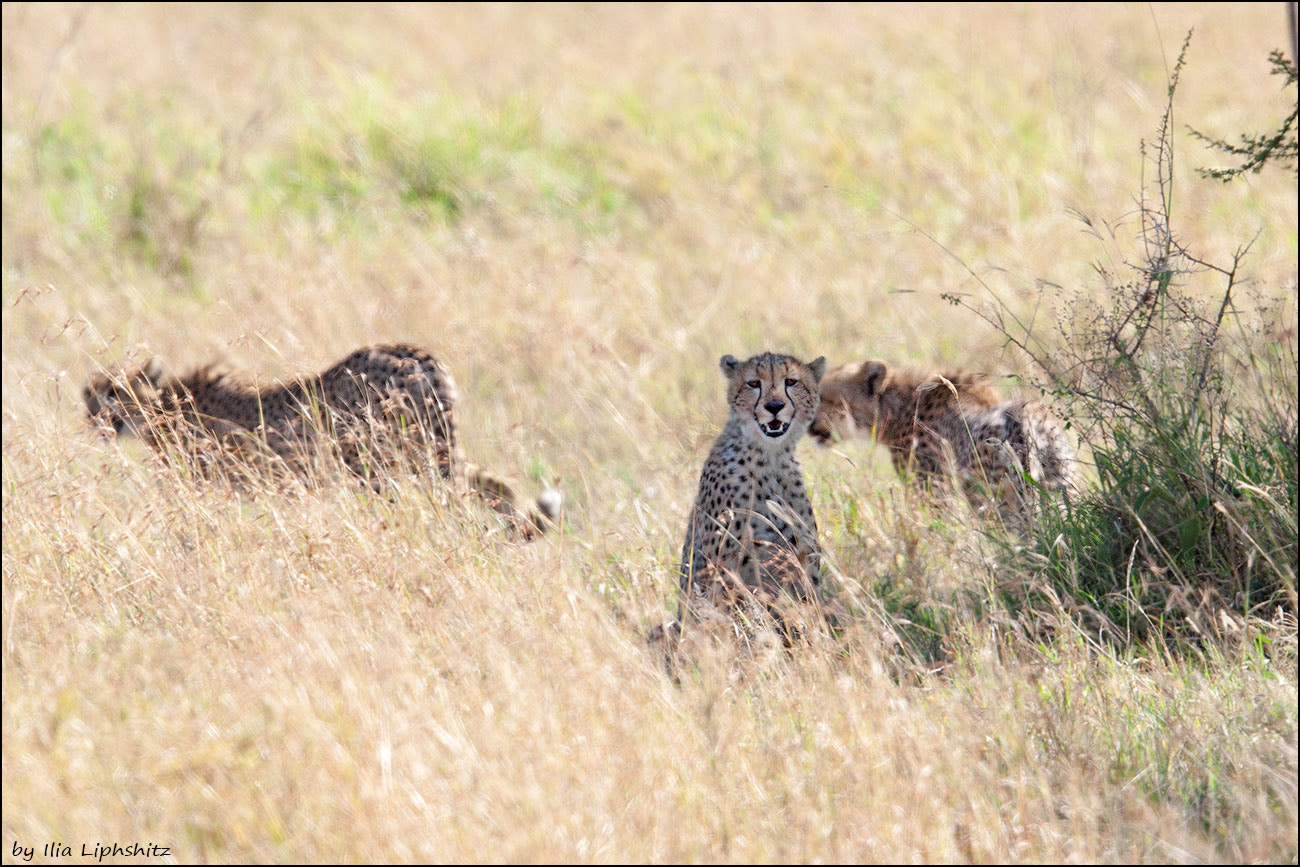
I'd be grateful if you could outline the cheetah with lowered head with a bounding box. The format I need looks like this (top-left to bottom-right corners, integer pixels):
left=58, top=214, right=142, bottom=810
left=84, top=343, right=561, bottom=536
left=808, top=358, right=1077, bottom=504
left=674, top=351, right=827, bottom=642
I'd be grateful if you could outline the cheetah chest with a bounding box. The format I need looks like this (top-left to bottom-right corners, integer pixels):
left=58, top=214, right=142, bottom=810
left=704, top=444, right=810, bottom=548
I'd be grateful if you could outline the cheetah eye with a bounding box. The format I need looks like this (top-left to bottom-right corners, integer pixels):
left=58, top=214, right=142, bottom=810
left=784, top=378, right=798, bottom=387
left=746, top=379, right=761, bottom=389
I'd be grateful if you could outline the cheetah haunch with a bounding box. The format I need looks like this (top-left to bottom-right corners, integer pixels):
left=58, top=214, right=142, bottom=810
left=84, top=343, right=560, bottom=537
left=808, top=358, right=1078, bottom=504
left=674, top=351, right=827, bottom=643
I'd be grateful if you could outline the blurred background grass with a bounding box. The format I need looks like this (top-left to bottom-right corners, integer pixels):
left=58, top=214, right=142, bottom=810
left=3, top=3, right=1296, bottom=862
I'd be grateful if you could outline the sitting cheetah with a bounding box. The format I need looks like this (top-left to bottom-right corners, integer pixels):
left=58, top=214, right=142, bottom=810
left=671, top=351, right=827, bottom=644
left=808, top=358, right=1078, bottom=504
left=84, top=343, right=561, bottom=537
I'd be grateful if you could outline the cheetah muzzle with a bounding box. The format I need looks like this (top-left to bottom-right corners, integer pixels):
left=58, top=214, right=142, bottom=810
left=757, top=400, right=792, bottom=438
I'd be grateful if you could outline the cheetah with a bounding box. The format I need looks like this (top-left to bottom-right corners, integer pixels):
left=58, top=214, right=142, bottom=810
left=84, top=343, right=561, bottom=537
left=807, top=358, right=1078, bottom=506
left=672, top=351, right=827, bottom=644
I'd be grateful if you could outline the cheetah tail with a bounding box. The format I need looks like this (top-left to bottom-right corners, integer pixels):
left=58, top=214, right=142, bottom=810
left=466, top=463, right=563, bottom=540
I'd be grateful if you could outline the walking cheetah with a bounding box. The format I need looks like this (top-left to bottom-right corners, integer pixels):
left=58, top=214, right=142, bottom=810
left=807, top=358, right=1078, bottom=504
left=673, top=351, right=827, bottom=643
left=84, top=343, right=561, bottom=536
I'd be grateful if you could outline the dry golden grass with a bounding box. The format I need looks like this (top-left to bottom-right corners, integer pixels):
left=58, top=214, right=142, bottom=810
left=3, top=3, right=1296, bottom=863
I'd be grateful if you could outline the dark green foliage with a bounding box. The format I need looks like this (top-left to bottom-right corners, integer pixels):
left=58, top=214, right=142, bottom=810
left=955, top=33, right=1297, bottom=649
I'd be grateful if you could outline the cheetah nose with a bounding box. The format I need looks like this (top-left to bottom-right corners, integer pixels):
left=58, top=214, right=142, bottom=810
left=764, top=400, right=785, bottom=414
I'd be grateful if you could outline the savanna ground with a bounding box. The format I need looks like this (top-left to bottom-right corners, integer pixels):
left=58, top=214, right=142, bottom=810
left=3, top=3, right=1297, bottom=863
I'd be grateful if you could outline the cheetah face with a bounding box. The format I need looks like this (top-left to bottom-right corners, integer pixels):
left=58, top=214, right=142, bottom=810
left=83, top=357, right=166, bottom=439
left=808, top=360, right=888, bottom=446
left=721, top=352, right=826, bottom=444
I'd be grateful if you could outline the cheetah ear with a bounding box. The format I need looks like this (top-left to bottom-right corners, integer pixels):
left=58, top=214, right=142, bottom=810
left=807, top=356, right=827, bottom=383
left=860, top=360, right=888, bottom=396
left=142, top=356, right=165, bottom=384
left=719, top=354, right=740, bottom=377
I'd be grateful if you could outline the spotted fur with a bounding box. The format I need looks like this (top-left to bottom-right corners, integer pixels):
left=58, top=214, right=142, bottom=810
left=675, top=351, right=827, bottom=639
left=84, top=343, right=560, bottom=536
left=808, top=359, right=1078, bottom=501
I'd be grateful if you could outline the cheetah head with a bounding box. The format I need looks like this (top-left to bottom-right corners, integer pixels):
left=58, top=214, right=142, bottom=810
left=83, top=356, right=167, bottom=438
left=721, top=351, right=826, bottom=444
left=808, top=359, right=889, bottom=446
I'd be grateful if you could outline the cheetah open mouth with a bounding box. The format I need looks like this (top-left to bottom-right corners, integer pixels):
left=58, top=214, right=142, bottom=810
left=761, top=419, right=791, bottom=438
